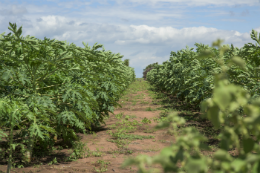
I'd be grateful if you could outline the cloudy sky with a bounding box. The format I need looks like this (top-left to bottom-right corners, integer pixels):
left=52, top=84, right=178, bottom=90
left=1, top=0, right=260, bottom=78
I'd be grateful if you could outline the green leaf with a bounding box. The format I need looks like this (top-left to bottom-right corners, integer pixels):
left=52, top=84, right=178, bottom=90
left=221, top=162, right=231, bottom=171
left=11, top=143, right=19, bottom=151
left=214, top=149, right=233, bottom=162
left=213, top=86, right=231, bottom=111
left=246, top=153, right=260, bottom=164
left=207, top=105, right=220, bottom=128
left=229, top=56, right=247, bottom=71
left=185, top=158, right=208, bottom=173
left=231, top=159, right=245, bottom=172
left=0, top=130, right=8, bottom=140
left=242, top=137, right=255, bottom=154
left=160, top=147, right=175, bottom=158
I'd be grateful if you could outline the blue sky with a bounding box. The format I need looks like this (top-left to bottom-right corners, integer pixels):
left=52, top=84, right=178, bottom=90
left=1, top=0, right=260, bottom=78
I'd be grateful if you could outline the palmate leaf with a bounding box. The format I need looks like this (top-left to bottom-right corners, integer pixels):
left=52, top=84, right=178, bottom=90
left=28, top=122, right=44, bottom=140
left=56, top=109, right=85, bottom=130
left=0, top=130, right=8, bottom=140
left=99, top=91, right=109, bottom=102
left=76, top=100, right=94, bottom=117
left=24, top=95, right=56, bottom=124
left=14, top=71, right=31, bottom=86
left=62, top=83, right=82, bottom=104
left=39, top=125, right=56, bottom=138
left=1, top=69, right=15, bottom=82
left=69, top=108, right=92, bottom=125
left=0, top=97, right=11, bottom=114
left=32, top=95, right=57, bottom=111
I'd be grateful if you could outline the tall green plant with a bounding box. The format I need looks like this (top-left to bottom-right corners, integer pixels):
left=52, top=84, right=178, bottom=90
left=0, top=96, right=29, bottom=173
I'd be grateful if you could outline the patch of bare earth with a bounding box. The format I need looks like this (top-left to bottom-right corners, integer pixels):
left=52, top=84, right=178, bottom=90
left=0, top=79, right=242, bottom=173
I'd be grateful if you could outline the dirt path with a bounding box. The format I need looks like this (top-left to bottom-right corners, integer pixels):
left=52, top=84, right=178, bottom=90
left=0, top=78, right=181, bottom=173
left=70, top=78, right=175, bottom=173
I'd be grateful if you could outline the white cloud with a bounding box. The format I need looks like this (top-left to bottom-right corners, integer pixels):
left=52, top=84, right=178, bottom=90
left=115, top=40, right=126, bottom=45
left=115, top=0, right=259, bottom=7
left=0, top=0, right=259, bottom=78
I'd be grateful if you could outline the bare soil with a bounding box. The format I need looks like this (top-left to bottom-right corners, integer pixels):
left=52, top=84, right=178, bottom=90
left=0, top=78, right=240, bottom=173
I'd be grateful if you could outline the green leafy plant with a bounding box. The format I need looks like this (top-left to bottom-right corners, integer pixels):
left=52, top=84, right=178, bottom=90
left=145, top=107, right=152, bottom=111
left=48, top=157, right=58, bottom=165
left=141, top=117, right=151, bottom=124
left=94, top=160, right=110, bottom=172
left=115, top=113, right=124, bottom=119
left=70, top=141, right=90, bottom=159
left=159, top=109, right=170, bottom=117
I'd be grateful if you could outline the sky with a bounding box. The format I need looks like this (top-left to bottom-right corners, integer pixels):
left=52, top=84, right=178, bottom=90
left=0, top=0, right=260, bottom=78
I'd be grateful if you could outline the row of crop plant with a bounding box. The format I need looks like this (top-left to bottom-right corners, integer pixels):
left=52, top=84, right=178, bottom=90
left=122, top=31, right=260, bottom=173
left=0, top=23, right=135, bottom=173
left=146, top=30, right=260, bottom=111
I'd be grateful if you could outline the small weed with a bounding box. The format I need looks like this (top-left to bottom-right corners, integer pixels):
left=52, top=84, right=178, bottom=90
left=70, top=141, right=90, bottom=159
left=92, top=132, right=97, bottom=138
left=141, top=101, right=149, bottom=104
left=115, top=139, right=131, bottom=149
left=144, top=126, right=156, bottom=133
left=17, top=164, right=24, bottom=168
left=33, top=164, right=40, bottom=168
left=116, top=113, right=124, bottom=119
left=124, top=115, right=131, bottom=120
left=159, top=140, right=166, bottom=143
left=126, top=150, right=133, bottom=154
left=57, top=146, right=63, bottom=150
left=153, top=116, right=168, bottom=123
left=159, top=109, right=170, bottom=117
left=48, top=157, right=58, bottom=165
left=145, top=107, right=152, bottom=111
left=141, top=117, right=151, bottom=124
left=92, top=151, right=102, bottom=157
left=92, top=159, right=110, bottom=172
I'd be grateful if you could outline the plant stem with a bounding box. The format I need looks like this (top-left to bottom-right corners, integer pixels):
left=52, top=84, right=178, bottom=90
left=7, top=110, right=15, bottom=173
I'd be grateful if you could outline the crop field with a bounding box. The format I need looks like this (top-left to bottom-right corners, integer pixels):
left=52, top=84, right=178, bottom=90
left=0, top=78, right=227, bottom=173
left=1, top=23, right=260, bottom=173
